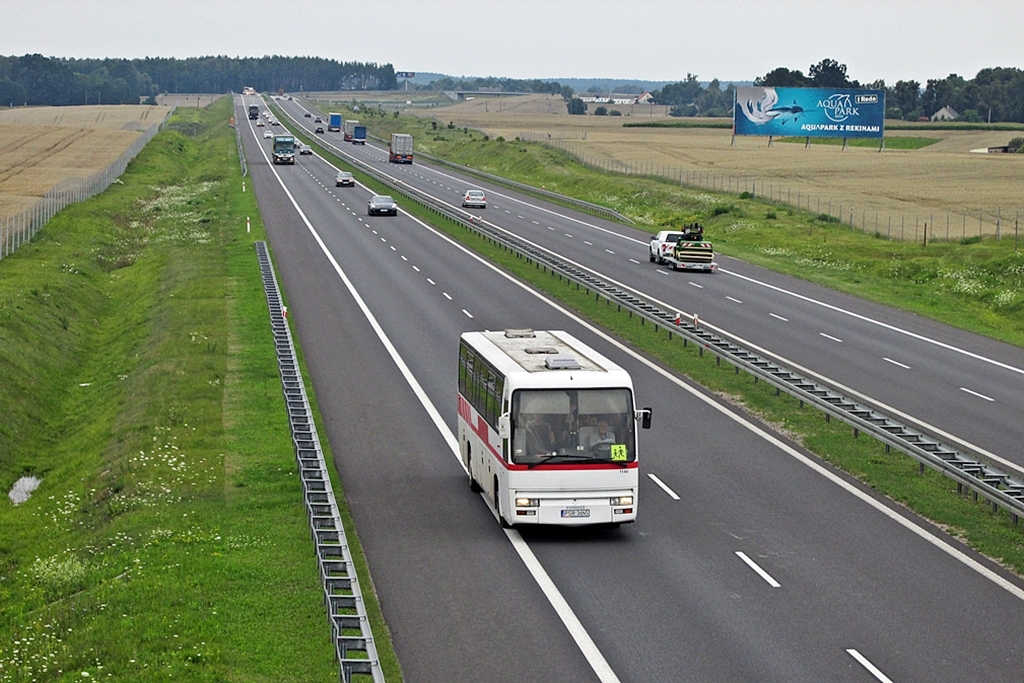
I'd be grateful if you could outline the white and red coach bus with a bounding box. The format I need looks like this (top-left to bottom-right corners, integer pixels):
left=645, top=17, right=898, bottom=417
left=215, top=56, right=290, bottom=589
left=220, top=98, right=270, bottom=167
left=458, top=329, right=651, bottom=527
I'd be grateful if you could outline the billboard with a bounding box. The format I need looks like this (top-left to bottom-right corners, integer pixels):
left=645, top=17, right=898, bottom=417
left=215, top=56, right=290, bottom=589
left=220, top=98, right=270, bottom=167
left=734, top=87, right=885, bottom=138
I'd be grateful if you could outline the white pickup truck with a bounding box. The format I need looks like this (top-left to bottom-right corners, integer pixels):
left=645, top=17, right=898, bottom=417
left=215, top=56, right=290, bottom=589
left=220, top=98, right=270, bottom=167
left=648, top=225, right=717, bottom=272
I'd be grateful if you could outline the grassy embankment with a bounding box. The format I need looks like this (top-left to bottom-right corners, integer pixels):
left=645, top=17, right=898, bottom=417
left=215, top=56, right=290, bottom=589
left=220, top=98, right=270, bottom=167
left=344, top=107, right=1024, bottom=348
left=295, top=103, right=1024, bottom=576
left=0, top=98, right=400, bottom=682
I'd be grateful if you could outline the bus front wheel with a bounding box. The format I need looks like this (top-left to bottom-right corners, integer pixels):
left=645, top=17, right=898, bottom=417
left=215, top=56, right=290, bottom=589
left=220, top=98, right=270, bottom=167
left=494, top=479, right=510, bottom=528
left=465, top=443, right=482, bottom=492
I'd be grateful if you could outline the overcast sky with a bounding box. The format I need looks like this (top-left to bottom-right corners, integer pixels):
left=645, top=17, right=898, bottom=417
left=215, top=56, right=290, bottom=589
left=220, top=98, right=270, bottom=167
left=8, top=1, right=1022, bottom=85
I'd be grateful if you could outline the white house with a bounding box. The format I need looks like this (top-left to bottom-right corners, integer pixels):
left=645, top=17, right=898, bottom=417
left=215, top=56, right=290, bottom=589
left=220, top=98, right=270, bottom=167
left=931, top=105, right=959, bottom=122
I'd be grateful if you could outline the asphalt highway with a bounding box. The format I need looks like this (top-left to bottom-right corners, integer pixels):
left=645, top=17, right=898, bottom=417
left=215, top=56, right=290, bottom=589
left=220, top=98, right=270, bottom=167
left=277, top=96, right=1024, bottom=477
left=239, top=95, right=1024, bottom=683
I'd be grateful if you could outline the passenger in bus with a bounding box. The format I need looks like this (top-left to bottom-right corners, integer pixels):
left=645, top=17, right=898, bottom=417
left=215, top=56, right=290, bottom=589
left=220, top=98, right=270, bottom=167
left=522, top=413, right=556, bottom=456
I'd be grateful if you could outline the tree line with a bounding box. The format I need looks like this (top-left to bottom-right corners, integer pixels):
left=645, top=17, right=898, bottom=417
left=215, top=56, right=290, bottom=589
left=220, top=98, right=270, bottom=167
left=647, top=60, right=1024, bottom=123
left=0, top=54, right=397, bottom=106
left=423, top=75, right=573, bottom=100
left=3, top=53, right=1022, bottom=124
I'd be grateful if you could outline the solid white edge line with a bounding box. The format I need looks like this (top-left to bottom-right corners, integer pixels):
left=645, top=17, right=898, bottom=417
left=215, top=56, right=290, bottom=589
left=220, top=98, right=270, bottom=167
left=735, top=551, right=781, bottom=588
left=723, top=267, right=1024, bottom=378
left=647, top=473, right=681, bottom=500
left=295, top=106, right=1024, bottom=607
left=247, top=112, right=623, bottom=683
left=307, top=104, right=1013, bottom=474
left=407, top=141, right=1024, bottom=477
left=261, top=100, right=1024, bottom=670
left=505, top=531, right=623, bottom=683
left=846, top=649, right=895, bottom=683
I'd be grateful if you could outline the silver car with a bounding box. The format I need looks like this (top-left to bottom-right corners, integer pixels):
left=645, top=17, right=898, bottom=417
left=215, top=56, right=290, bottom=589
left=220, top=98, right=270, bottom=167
left=462, top=189, right=487, bottom=209
left=335, top=171, right=355, bottom=187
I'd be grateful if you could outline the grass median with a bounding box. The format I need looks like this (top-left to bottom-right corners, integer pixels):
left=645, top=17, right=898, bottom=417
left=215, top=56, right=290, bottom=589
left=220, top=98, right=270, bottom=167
left=0, top=98, right=400, bottom=682
left=291, top=102, right=1024, bottom=576
left=333, top=105, right=1024, bottom=348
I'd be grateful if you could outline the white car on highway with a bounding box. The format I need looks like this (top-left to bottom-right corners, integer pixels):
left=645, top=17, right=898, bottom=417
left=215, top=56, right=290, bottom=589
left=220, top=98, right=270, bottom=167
left=462, top=189, right=487, bottom=209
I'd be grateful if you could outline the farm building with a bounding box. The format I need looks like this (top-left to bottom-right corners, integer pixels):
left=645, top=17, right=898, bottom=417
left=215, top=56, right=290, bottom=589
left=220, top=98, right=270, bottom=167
left=931, top=105, right=959, bottom=122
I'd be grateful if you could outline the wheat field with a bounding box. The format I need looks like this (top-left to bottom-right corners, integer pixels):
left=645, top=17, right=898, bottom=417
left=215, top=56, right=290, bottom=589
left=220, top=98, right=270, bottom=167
left=0, top=105, right=172, bottom=218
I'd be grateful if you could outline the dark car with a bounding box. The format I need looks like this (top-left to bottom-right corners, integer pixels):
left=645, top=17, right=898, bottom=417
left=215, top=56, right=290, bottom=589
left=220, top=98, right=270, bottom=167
left=335, top=171, right=355, bottom=187
left=367, top=195, right=398, bottom=216
left=304, top=112, right=311, bottom=118
left=314, top=116, right=322, bottom=123
left=315, top=126, right=324, bottom=134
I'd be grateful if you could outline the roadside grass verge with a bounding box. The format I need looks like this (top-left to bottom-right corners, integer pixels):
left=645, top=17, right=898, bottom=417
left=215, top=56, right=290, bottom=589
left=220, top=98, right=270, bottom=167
left=776, top=136, right=937, bottom=149
left=0, top=98, right=400, bottom=682
left=331, top=108, right=1024, bottom=349
left=287, top=107, right=1024, bottom=576
left=376, top=202, right=1024, bottom=576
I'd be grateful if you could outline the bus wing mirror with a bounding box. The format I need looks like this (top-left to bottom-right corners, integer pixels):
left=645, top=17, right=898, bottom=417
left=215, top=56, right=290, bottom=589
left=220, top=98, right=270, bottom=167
left=638, top=408, right=653, bottom=430
left=498, top=413, right=511, bottom=439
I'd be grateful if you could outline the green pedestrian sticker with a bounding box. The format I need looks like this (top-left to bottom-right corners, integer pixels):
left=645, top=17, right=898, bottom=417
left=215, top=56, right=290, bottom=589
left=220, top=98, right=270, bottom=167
left=610, top=444, right=627, bottom=461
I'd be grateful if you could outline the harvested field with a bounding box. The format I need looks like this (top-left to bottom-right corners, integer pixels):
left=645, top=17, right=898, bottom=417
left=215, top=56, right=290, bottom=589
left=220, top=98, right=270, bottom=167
left=408, top=94, right=1024, bottom=235
left=0, top=104, right=172, bottom=131
left=0, top=105, right=171, bottom=220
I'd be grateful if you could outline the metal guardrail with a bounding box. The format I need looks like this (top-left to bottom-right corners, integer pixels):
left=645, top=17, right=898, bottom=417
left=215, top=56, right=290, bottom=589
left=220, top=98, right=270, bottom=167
left=255, top=241, right=385, bottom=683
left=234, top=122, right=248, bottom=176
left=277, top=103, right=1024, bottom=525
left=365, top=133, right=634, bottom=225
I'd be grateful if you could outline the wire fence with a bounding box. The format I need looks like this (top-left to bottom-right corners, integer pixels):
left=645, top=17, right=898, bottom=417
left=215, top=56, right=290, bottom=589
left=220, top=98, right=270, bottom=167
left=1, top=108, right=174, bottom=261
left=232, top=116, right=248, bottom=176
left=517, top=134, right=1022, bottom=245
left=517, top=130, right=589, bottom=141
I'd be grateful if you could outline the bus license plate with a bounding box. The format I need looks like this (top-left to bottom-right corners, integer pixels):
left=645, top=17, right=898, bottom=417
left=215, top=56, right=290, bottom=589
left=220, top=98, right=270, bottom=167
left=561, top=508, right=591, bottom=518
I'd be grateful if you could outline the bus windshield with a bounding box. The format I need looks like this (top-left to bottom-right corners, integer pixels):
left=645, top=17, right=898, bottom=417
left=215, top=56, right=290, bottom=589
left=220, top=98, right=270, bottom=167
left=511, top=388, right=634, bottom=465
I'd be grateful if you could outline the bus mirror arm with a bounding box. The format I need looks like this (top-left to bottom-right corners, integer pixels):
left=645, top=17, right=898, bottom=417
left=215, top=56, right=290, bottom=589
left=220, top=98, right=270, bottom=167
left=638, top=408, right=653, bottom=430
left=498, top=413, right=511, bottom=439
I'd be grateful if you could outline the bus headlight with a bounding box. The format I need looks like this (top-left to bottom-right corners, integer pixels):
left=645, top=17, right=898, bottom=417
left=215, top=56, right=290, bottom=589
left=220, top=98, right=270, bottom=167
left=610, top=496, right=633, bottom=506
left=515, top=498, right=540, bottom=508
